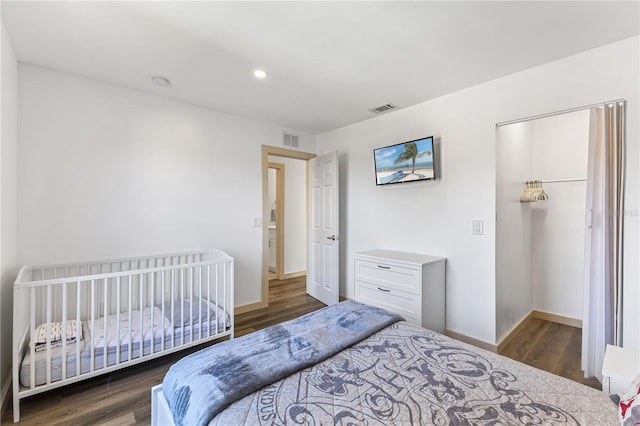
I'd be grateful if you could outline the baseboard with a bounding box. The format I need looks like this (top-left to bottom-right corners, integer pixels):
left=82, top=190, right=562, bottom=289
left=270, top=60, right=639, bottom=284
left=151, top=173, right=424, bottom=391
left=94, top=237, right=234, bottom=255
left=235, top=300, right=268, bottom=315
left=445, top=329, right=498, bottom=353
left=1, top=378, right=11, bottom=419
left=497, top=311, right=534, bottom=353
left=532, top=310, right=582, bottom=329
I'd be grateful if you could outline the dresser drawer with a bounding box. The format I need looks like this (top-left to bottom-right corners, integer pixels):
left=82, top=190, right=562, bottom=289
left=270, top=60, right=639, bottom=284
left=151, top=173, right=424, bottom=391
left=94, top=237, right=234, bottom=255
left=354, top=260, right=420, bottom=295
left=355, top=280, right=420, bottom=322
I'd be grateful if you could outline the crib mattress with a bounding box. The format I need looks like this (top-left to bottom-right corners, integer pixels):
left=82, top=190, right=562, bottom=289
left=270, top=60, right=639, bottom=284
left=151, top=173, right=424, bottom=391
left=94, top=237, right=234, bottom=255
left=20, top=304, right=230, bottom=388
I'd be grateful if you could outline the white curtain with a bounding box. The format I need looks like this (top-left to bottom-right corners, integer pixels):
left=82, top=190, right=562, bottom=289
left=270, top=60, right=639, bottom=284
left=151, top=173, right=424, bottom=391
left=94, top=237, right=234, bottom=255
left=582, top=101, right=625, bottom=382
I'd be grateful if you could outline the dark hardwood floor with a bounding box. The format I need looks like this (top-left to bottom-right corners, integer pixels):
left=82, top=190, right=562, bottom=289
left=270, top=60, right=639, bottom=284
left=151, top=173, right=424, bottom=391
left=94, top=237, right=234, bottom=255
left=2, top=278, right=596, bottom=424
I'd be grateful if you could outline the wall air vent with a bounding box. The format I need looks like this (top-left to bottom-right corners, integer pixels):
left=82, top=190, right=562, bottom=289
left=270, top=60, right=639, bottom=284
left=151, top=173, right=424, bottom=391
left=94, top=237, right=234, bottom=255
left=283, top=133, right=299, bottom=148
left=369, top=103, right=397, bottom=114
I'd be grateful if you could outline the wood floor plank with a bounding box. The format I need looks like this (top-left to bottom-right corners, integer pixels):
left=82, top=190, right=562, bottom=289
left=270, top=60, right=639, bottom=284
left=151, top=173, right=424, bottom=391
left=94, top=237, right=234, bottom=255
left=96, top=412, right=137, bottom=426
left=499, top=318, right=550, bottom=361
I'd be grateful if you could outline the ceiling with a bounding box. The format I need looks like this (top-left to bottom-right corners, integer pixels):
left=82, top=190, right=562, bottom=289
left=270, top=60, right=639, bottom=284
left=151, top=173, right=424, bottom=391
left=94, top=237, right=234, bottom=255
left=2, top=1, right=639, bottom=134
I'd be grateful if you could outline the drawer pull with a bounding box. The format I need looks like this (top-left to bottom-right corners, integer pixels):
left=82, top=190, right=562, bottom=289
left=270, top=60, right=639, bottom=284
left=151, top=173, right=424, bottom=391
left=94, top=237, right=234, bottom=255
left=377, top=287, right=391, bottom=293
left=377, top=265, right=391, bottom=269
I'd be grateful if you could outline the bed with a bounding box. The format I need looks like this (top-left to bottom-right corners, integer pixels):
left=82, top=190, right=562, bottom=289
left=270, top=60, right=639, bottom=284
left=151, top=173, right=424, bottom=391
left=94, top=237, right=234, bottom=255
left=13, top=249, right=233, bottom=423
left=152, top=300, right=619, bottom=425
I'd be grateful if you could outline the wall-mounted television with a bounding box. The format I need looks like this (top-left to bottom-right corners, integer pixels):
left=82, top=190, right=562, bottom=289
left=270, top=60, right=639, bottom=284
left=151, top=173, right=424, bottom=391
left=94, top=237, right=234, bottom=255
left=373, top=136, right=435, bottom=186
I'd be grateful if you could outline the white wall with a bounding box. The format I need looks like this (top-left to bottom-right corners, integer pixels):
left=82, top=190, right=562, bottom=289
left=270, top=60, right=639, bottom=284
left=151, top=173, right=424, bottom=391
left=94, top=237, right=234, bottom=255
left=496, top=122, right=533, bottom=341
left=269, top=155, right=307, bottom=275
left=0, top=19, right=18, bottom=402
left=316, top=36, right=640, bottom=347
left=17, top=64, right=315, bottom=308
left=530, top=110, right=589, bottom=319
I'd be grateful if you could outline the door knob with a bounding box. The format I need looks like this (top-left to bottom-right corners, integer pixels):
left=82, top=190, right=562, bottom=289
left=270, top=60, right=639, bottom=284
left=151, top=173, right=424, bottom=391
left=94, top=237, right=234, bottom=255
left=326, top=235, right=338, bottom=241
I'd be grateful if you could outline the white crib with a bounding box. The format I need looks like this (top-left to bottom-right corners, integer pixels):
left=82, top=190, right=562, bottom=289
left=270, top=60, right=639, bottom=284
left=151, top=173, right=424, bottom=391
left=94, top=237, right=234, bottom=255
left=12, top=249, right=234, bottom=422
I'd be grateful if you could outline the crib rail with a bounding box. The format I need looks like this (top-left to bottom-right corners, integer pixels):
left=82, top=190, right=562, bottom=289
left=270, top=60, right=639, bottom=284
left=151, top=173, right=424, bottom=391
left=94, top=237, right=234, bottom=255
left=12, top=249, right=234, bottom=423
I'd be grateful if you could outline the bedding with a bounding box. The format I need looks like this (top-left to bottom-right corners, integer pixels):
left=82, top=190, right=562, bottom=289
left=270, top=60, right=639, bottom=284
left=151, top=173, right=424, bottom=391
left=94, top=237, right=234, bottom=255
left=619, top=374, right=640, bottom=425
left=162, top=300, right=401, bottom=425
left=91, top=306, right=170, bottom=349
left=20, top=304, right=230, bottom=387
left=162, top=298, right=230, bottom=329
left=162, top=301, right=618, bottom=426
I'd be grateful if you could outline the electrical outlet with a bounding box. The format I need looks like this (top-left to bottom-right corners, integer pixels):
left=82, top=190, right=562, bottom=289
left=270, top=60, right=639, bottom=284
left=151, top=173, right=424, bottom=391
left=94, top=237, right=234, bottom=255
left=472, top=220, right=484, bottom=235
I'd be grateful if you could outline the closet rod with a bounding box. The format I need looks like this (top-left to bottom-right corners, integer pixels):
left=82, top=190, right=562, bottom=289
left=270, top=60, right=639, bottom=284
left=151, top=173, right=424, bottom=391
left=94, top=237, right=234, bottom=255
left=496, top=98, right=625, bottom=127
left=537, top=178, right=587, bottom=183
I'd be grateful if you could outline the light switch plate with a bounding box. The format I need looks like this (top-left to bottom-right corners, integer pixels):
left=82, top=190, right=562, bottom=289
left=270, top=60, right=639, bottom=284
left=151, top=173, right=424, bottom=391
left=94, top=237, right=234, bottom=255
left=253, top=217, right=262, bottom=227
left=472, top=219, right=483, bottom=235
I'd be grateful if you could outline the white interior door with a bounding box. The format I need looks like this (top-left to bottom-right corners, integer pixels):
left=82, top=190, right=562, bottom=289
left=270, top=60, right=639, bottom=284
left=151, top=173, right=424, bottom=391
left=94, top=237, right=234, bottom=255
left=308, top=151, right=339, bottom=305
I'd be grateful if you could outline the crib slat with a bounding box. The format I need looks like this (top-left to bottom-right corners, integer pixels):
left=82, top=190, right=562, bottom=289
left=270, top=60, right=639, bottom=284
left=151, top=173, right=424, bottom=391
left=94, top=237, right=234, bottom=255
left=62, top=282, right=67, bottom=380
left=139, top=273, right=144, bottom=359
left=90, top=279, right=95, bottom=373
left=150, top=271, right=155, bottom=355
left=198, top=265, right=202, bottom=340
left=170, top=269, right=175, bottom=348
left=207, top=265, right=211, bottom=338
left=189, top=267, right=194, bottom=343
left=161, top=269, right=166, bottom=351
left=116, top=276, right=121, bottom=365
left=46, top=285, right=52, bottom=385
left=180, top=268, right=185, bottom=346
left=76, top=281, right=81, bottom=378
left=128, top=275, right=133, bottom=363
left=216, top=264, right=221, bottom=333
left=103, top=278, right=108, bottom=368
left=29, top=287, right=36, bottom=390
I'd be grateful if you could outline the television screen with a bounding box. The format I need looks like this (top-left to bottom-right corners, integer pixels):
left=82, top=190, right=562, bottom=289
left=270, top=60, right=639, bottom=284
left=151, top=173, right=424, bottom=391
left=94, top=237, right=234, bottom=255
left=373, top=136, right=435, bottom=185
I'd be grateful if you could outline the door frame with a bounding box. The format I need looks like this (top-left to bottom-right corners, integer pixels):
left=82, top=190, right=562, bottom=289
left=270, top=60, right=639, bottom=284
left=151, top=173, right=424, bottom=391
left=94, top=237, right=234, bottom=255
left=236, top=145, right=316, bottom=315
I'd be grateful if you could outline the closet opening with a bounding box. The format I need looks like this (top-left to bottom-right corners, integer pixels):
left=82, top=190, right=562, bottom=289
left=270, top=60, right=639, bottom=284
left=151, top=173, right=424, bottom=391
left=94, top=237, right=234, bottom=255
left=495, top=100, right=625, bottom=387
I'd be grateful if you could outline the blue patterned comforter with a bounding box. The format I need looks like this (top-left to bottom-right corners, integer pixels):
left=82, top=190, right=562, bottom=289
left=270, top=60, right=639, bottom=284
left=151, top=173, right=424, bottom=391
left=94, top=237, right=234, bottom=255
left=162, top=301, right=402, bottom=425
left=212, top=322, right=619, bottom=425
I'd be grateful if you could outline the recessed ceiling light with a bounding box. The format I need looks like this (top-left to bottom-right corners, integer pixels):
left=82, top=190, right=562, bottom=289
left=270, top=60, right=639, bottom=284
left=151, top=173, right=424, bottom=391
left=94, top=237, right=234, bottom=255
left=254, top=69, right=268, bottom=79
left=151, top=76, right=171, bottom=88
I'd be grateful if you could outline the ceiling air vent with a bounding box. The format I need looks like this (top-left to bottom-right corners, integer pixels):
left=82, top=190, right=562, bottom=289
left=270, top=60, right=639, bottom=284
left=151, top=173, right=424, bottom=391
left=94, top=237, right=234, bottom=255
left=369, top=103, right=397, bottom=114
left=283, top=133, right=299, bottom=148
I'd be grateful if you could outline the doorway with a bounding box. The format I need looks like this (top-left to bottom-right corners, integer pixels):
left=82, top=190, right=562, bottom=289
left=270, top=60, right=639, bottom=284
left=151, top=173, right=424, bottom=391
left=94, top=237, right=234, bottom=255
left=267, top=156, right=307, bottom=281
left=235, top=145, right=315, bottom=314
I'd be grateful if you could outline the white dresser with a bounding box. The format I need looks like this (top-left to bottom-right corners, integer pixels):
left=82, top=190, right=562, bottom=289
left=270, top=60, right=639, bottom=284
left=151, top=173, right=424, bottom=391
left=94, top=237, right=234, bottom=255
left=353, top=249, right=446, bottom=333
